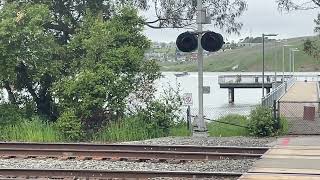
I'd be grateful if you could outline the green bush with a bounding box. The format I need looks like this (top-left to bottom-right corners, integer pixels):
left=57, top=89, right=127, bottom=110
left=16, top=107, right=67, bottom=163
left=248, top=106, right=282, bottom=137
left=55, top=110, right=83, bottom=141
left=208, top=114, right=249, bottom=137
left=139, top=101, right=176, bottom=138
left=0, top=103, right=24, bottom=126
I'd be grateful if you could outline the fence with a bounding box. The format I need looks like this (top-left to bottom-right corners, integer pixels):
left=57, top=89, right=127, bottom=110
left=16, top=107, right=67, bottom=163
left=218, top=75, right=292, bottom=84
left=278, top=101, right=320, bottom=135
left=262, top=77, right=296, bottom=107
left=182, top=105, right=257, bottom=121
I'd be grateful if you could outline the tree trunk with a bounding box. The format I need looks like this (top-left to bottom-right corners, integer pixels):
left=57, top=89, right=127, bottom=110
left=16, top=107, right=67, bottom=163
left=16, top=62, right=58, bottom=121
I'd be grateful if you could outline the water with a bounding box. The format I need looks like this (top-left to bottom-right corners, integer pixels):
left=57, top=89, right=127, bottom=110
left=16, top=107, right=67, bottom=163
left=156, top=72, right=320, bottom=119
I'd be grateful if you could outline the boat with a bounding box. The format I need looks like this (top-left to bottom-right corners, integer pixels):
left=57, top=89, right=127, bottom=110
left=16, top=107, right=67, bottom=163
left=175, top=72, right=189, bottom=77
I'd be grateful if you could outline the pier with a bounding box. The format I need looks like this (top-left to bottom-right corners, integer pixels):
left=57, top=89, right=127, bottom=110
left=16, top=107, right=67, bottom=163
left=218, top=75, right=291, bottom=103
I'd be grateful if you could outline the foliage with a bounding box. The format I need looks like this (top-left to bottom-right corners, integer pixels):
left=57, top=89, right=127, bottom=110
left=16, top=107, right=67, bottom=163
left=0, top=117, right=60, bottom=142
left=0, top=0, right=247, bottom=141
left=0, top=104, right=24, bottom=126
left=277, top=0, right=320, bottom=60
left=55, top=110, right=83, bottom=141
left=1, top=0, right=246, bottom=34
left=208, top=114, right=249, bottom=137
left=95, top=118, right=189, bottom=142
left=54, top=8, right=161, bottom=133
left=169, top=121, right=191, bottom=137
left=303, top=39, right=320, bottom=60
left=95, top=116, right=152, bottom=142
left=248, top=106, right=283, bottom=137
left=0, top=3, right=60, bottom=120
left=278, top=116, right=289, bottom=135
left=95, top=85, right=184, bottom=142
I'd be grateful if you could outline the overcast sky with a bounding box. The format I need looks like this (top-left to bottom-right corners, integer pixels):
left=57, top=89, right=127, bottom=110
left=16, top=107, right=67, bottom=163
left=142, top=0, right=319, bottom=43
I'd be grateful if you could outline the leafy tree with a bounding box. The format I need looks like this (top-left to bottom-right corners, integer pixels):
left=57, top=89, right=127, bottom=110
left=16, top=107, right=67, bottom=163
left=2, top=0, right=247, bottom=37
left=0, top=3, right=61, bottom=119
left=54, top=8, right=161, bottom=132
left=0, top=0, right=247, bottom=125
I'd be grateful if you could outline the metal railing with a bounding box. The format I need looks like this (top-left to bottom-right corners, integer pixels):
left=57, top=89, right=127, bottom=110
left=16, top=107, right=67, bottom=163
left=294, top=75, right=320, bottom=82
left=218, top=75, right=292, bottom=84
left=262, top=77, right=296, bottom=107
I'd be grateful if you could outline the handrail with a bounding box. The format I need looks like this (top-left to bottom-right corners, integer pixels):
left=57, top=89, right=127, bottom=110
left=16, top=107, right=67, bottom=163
left=262, top=77, right=296, bottom=107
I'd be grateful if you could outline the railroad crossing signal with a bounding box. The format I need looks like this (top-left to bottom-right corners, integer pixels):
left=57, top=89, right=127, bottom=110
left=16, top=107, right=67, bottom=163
left=176, top=31, right=224, bottom=52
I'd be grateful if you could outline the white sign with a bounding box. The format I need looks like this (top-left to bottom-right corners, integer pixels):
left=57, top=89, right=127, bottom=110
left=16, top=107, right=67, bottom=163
left=182, top=93, right=193, bottom=106
left=203, top=86, right=211, bottom=94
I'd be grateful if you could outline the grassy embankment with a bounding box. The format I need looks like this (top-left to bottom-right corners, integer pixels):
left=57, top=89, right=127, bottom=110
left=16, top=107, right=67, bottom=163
left=160, top=36, right=320, bottom=72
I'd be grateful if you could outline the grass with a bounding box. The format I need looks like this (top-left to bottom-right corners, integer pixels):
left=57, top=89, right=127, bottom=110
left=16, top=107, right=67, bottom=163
left=0, top=117, right=61, bottom=142
left=169, top=122, right=191, bottom=136
left=208, top=114, right=249, bottom=137
left=93, top=117, right=191, bottom=142
left=160, top=36, right=320, bottom=72
left=279, top=117, right=289, bottom=135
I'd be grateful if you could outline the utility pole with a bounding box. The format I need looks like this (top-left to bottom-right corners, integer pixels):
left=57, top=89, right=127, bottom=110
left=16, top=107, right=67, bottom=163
left=282, top=46, right=285, bottom=83
left=262, top=34, right=265, bottom=98
left=196, top=0, right=206, bottom=132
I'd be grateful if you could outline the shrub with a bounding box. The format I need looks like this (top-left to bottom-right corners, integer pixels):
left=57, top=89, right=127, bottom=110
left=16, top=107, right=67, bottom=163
left=55, top=110, right=83, bottom=141
left=208, top=114, right=249, bottom=137
left=0, top=103, right=24, bottom=126
left=248, top=106, right=280, bottom=137
left=138, top=101, right=175, bottom=138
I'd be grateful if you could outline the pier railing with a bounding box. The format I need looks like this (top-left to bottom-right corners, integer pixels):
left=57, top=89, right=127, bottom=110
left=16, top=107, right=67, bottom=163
left=218, top=75, right=292, bottom=84
left=262, top=77, right=296, bottom=107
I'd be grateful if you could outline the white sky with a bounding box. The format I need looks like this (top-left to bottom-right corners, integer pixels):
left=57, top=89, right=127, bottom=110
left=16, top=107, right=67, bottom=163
left=142, top=0, right=319, bottom=43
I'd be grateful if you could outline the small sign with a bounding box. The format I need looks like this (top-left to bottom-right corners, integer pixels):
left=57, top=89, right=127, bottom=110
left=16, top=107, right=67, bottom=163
left=203, top=86, right=211, bottom=94
left=182, top=93, right=193, bottom=106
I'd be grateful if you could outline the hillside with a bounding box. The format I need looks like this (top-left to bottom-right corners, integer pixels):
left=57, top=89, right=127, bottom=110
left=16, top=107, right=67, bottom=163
left=159, top=36, right=320, bottom=72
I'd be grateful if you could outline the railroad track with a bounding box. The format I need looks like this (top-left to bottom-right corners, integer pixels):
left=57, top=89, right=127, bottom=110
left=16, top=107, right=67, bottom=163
left=0, top=169, right=243, bottom=179
left=0, top=142, right=268, bottom=161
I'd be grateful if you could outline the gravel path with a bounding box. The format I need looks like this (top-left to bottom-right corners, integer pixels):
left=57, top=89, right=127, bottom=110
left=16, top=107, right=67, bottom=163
left=0, top=158, right=256, bottom=173
left=121, top=136, right=276, bottom=147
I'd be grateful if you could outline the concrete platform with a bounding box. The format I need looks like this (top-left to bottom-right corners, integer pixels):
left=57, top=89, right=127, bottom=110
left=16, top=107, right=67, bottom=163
left=240, top=136, right=320, bottom=179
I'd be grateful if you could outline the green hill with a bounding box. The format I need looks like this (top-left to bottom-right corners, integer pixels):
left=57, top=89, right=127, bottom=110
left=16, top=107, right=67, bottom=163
left=159, top=36, right=320, bottom=72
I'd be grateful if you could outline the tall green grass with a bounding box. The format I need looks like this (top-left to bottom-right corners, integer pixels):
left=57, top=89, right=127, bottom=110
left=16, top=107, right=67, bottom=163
left=169, top=122, right=191, bottom=137
left=94, top=117, right=151, bottom=142
left=208, top=114, right=249, bottom=137
left=94, top=117, right=191, bottom=142
left=0, top=117, right=60, bottom=142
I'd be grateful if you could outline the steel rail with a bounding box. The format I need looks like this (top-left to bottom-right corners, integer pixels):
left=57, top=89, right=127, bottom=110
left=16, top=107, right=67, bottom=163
left=0, top=148, right=262, bottom=161
left=0, top=142, right=269, bottom=154
left=0, top=169, right=243, bottom=179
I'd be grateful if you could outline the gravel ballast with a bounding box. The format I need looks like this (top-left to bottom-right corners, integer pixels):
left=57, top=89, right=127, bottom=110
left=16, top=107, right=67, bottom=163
left=0, top=158, right=257, bottom=173
left=121, top=136, right=276, bottom=147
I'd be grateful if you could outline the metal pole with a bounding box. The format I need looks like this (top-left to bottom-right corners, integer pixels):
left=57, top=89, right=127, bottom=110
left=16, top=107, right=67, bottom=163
left=289, top=49, right=292, bottom=75
left=262, top=34, right=265, bottom=98
left=197, top=0, right=205, bottom=131
left=282, top=46, right=285, bottom=83
left=274, top=41, right=277, bottom=82
left=293, top=51, right=295, bottom=75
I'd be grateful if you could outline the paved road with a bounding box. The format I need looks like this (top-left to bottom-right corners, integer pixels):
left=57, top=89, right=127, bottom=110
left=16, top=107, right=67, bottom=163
left=280, top=81, right=319, bottom=102
left=240, top=136, right=320, bottom=179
